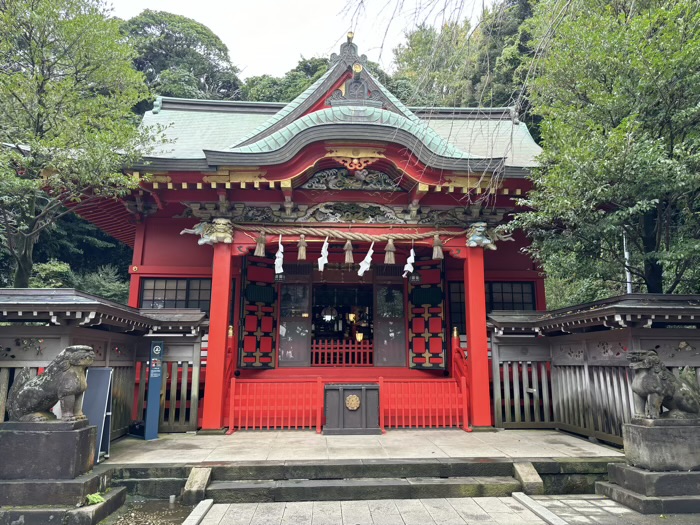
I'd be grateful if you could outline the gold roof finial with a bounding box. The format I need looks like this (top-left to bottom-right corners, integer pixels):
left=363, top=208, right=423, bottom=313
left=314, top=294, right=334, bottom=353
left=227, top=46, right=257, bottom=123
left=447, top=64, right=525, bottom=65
left=347, top=31, right=354, bottom=42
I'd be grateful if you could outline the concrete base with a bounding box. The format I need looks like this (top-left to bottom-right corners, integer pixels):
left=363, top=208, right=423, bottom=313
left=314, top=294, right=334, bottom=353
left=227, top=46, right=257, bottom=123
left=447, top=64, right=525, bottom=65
left=597, top=480, right=700, bottom=514
left=0, top=468, right=112, bottom=506
left=322, top=427, right=383, bottom=435
left=624, top=419, right=700, bottom=472
left=0, top=421, right=96, bottom=480
left=595, top=462, right=700, bottom=514
left=0, top=486, right=126, bottom=525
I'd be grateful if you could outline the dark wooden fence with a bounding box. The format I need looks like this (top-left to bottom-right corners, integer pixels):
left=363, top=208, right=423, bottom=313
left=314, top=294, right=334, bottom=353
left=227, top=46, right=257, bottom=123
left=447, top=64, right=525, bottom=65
left=491, top=329, right=700, bottom=445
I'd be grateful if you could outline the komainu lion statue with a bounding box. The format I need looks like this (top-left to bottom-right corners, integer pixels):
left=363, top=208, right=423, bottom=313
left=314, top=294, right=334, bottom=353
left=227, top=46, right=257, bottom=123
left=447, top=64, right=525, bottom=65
left=7, top=345, right=95, bottom=422
left=628, top=350, right=700, bottom=419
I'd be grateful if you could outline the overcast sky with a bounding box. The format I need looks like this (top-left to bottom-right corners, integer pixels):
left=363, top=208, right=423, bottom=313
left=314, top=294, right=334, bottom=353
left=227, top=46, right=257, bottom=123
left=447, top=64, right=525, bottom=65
left=109, top=0, right=489, bottom=79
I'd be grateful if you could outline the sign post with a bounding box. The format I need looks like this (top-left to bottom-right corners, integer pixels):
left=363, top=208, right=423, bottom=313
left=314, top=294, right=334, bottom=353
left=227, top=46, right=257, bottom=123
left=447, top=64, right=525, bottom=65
left=144, top=340, right=164, bottom=441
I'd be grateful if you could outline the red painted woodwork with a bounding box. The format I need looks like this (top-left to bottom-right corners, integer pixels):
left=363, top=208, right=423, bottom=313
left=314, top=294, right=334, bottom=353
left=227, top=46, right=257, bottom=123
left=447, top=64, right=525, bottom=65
left=201, top=242, right=233, bottom=430
left=142, top=219, right=213, bottom=267
left=310, top=340, right=373, bottom=367
left=379, top=379, right=468, bottom=430
left=239, top=256, right=277, bottom=369
left=227, top=378, right=323, bottom=433
left=227, top=376, right=470, bottom=433
left=407, top=261, right=446, bottom=370
left=464, top=248, right=493, bottom=427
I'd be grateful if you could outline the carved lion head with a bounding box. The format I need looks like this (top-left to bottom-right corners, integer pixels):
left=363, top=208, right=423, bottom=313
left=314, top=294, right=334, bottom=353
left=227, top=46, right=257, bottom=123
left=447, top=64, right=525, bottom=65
left=57, top=345, right=96, bottom=371
left=627, top=350, right=661, bottom=370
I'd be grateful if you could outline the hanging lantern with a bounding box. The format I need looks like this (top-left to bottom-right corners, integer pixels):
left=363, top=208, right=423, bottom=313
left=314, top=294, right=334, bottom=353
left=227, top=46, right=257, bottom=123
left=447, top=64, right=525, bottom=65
left=384, top=238, right=396, bottom=264
left=297, top=234, right=307, bottom=261
left=254, top=232, right=266, bottom=257
left=344, top=240, right=354, bottom=264
left=432, top=234, right=444, bottom=260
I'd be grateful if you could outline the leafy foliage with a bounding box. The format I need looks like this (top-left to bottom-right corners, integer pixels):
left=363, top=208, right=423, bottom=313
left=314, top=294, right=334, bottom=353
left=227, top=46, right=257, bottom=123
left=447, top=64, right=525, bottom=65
left=392, top=1, right=534, bottom=108
left=0, top=0, right=153, bottom=287
left=513, top=0, right=700, bottom=295
left=29, top=260, right=75, bottom=289
left=29, top=260, right=129, bottom=303
left=242, top=58, right=330, bottom=102
left=78, top=265, right=130, bottom=303
left=122, top=10, right=242, bottom=101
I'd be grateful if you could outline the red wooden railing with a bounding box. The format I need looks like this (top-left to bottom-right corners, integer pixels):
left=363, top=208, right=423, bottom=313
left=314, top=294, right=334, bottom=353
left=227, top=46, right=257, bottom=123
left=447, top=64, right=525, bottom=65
left=379, top=378, right=468, bottom=430
left=227, top=377, right=324, bottom=433
left=225, top=332, right=473, bottom=434
left=311, top=340, right=373, bottom=367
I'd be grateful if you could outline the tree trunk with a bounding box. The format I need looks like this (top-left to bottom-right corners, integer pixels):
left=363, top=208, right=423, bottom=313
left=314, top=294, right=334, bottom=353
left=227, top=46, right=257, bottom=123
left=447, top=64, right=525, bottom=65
left=641, top=210, right=663, bottom=293
left=12, top=239, right=34, bottom=288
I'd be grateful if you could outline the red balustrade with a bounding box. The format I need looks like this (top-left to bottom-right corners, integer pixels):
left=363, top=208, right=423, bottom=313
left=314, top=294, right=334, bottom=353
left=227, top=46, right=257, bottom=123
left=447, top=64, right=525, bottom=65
left=227, top=377, right=324, bottom=433
left=379, top=378, right=469, bottom=430
left=310, top=340, right=374, bottom=367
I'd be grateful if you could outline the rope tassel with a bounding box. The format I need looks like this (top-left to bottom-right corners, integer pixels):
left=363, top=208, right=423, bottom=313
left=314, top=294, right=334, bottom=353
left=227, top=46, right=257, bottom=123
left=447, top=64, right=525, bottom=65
left=344, top=240, right=354, bottom=264
left=384, top=239, right=396, bottom=264
left=297, top=234, right=307, bottom=261
left=432, top=234, right=444, bottom=260
left=254, top=233, right=266, bottom=257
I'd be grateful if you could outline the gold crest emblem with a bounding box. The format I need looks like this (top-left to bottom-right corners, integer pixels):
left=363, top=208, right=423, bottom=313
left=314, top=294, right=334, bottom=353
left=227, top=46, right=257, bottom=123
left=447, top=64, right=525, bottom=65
left=345, top=394, right=361, bottom=411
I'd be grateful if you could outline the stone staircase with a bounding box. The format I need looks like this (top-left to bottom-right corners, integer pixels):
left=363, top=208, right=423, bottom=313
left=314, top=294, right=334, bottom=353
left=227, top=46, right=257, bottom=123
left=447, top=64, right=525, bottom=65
left=205, top=459, right=522, bottom=503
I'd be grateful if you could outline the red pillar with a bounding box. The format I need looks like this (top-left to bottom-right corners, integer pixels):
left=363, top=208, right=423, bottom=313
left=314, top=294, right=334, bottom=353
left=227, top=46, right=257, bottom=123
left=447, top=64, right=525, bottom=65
left=128, top=222, right=146, bottom=308
left=202, top=242, right=233, bottom=430
left=464, top=248, right=493, bottom=427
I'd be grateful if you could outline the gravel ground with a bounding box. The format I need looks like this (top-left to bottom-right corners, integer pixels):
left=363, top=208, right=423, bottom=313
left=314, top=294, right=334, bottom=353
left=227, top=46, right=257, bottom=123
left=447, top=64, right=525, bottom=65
left=99, top=496, right=193, bottom=525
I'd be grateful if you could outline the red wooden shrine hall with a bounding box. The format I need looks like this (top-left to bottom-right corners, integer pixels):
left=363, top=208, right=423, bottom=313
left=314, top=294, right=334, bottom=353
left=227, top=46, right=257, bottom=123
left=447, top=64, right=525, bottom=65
left=80, top=34, right=544, bottom=432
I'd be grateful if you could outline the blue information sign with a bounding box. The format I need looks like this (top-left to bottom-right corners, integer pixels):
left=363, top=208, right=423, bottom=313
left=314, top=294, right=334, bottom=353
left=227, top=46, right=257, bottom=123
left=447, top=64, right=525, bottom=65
left=144, top=340, right=164, bottom=441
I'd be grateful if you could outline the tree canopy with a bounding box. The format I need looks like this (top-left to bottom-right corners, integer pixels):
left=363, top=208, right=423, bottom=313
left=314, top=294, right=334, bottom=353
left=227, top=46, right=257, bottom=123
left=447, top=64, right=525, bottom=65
left=513, top=0, right=700, bottom=296
left=122, top=9, right=242, bottom=100
left=242, top=57, right=330, bottom=103
left=0, top=0, right=153, bottom=287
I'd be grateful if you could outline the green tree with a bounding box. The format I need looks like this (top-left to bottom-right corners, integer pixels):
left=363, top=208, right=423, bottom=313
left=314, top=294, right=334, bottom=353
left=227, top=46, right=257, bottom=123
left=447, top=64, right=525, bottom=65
left=123, top=10, right=242, bottom=100
left=28, top=260, right=75, bottom=289
left=34, top=214, right=132, bottom=279
left=242, top=57, right=330, bottom=102
left=393, top=21, right=474, bottom=106
left=77, top=265, right=129, bottom=303
left=0, top=0, right=152, bottom=287
left=514, top=0, right=700, bottom=296
left=390, top=2, right=535, bottom=108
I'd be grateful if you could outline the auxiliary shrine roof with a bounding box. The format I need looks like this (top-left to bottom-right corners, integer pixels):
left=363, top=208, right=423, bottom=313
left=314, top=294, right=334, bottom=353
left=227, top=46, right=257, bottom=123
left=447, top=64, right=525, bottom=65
left=140, top=35, right=541, bottom=175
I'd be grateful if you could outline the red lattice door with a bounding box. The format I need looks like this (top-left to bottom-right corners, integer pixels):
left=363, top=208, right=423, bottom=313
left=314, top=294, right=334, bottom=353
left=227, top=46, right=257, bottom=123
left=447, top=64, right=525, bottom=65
left=407, top=260, right=446, bottom=369
left=239, top=256, right=277, bottom=369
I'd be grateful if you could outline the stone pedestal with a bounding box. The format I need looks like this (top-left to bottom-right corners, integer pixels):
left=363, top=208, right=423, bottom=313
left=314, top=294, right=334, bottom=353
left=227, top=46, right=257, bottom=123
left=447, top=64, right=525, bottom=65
left=623, top=418, right=700, bottom=472
left=596, top=419, right=700, bottom=514
left=0, top=420, right=96, bottom=480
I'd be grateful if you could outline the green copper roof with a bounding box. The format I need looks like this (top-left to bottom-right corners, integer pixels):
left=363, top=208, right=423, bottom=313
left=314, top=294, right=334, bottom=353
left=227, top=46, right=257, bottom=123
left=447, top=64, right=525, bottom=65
left=226, top=105, right=477, bottom=159
left=231, top=65, right=339, bottom=148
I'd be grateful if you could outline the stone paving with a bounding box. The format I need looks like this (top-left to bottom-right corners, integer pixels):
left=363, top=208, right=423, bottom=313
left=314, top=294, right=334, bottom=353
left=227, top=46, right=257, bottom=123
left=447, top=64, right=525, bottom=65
left=108, top=429, right=624, bottom=463
left=197, top=497, right=547, bottom=525
left=532, top=495, right=700, bottom=525
left=193, top=495, right=700, bottom=525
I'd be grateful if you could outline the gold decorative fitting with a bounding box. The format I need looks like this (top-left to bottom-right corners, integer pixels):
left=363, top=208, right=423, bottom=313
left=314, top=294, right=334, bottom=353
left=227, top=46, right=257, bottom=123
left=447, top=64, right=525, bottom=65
left=345, top=394, right=361, bottom=411
left=325, top=146, right=385, bottom=171
left=132, top=266, right=138, bottom=272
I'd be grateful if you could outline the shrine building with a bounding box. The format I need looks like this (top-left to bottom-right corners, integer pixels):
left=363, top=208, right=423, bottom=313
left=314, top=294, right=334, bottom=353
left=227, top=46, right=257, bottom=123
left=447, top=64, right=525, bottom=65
left=80, top=35, right=543, bottom=432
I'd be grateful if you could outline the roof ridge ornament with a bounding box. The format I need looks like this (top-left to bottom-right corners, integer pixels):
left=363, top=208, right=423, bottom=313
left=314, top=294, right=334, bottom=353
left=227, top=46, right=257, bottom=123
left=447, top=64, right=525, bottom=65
left=330, top=32, right=368, bottom=67
left=327, top=34, right=386, bottom=108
